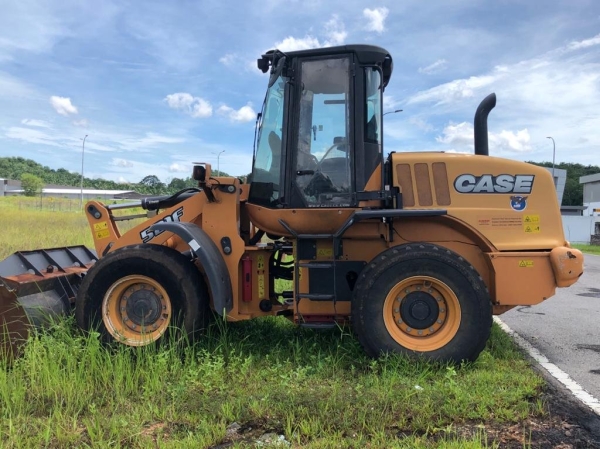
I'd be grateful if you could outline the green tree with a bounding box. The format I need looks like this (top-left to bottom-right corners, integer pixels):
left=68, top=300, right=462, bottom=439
left=528, top=161, right=600, bottom=206
left=20, top=173, right=44, bottom=197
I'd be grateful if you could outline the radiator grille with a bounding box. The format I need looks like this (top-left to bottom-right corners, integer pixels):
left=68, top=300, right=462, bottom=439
left=395, top=164, right=415, bottom=207
left=432, top=162, right=451, bottom=206
left=395, top=162, right=451, bottom=207
left=414, top=163, right=433, bottom=206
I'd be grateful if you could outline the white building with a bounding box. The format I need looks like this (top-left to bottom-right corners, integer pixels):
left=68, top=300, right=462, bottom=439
left=542, top=167, right=567, bottom=205
left=579, top=173, right=600, bottom=217
left=0, top=178, right=135, bottom=200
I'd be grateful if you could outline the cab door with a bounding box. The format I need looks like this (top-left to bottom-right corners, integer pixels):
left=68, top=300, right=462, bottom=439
left=287, top=56, right=354, bottom=208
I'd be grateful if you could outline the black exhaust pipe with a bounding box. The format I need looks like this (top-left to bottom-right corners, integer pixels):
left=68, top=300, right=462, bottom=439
left=473, top=93, right=496, bottom=156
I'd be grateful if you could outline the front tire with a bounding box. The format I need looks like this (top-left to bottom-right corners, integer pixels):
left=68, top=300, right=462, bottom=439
left=76, top=244, right=210, bottom=346
left=352, top=243, right=492, bottom=363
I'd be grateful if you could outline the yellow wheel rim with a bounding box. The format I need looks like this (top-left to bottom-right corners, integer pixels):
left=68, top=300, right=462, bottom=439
left=102, top=275, right=172, bottom=346
left=383, top=276, right=461, bottom=352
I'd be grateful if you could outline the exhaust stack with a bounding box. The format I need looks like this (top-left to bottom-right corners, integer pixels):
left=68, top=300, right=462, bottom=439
left=473, top=93, right=496, bottom=156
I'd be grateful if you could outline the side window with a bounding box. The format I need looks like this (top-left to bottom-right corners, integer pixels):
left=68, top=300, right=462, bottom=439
left=295, top=57, right=352, bottom=207
left=361, top=67, right=383, bottom=188
left=365, top=68, right=382, bottom=145
left=249, top=77, right=286, bottom=207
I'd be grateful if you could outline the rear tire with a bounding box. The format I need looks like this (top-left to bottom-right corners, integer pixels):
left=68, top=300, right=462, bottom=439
left=351, top=243, right=492, bottom=363
left=76, top=244, right=210, bottom=346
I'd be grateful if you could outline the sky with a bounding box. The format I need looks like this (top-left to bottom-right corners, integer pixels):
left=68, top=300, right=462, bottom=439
left=1, top=0, right=599, bottom=184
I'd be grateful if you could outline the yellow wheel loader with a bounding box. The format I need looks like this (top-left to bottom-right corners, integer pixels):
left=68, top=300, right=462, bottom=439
left=0, top=44, right=584, bottom=363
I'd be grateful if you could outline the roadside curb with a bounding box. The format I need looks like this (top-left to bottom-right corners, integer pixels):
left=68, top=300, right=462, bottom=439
left=494, top=316, right=600, bottom=416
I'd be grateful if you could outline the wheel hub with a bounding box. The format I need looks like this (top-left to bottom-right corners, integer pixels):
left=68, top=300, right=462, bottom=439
left=400, top=291, right=439, bottom=329
left=389, top=278, right=450, bottom=338
left=102, top=275, right=172, bottom=344
left=125, top=287, right=163, bottom=326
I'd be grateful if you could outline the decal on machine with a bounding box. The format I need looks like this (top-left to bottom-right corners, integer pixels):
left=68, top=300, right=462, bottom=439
left=139, top=207, right=184, bottom=243
left=454, top=174, right=535, bottom=194
left=510, top=195, right=528, bottom=211
left=93, top=221, right=110, bottom=240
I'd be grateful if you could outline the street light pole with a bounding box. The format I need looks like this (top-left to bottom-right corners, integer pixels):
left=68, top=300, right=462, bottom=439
left=216, top=150, right=225, bottom=175
left=80, top=135, right=88, bottom=210
left=383, top=109, right=403, bottom=117
left=546, top=136, right=556, bottom=184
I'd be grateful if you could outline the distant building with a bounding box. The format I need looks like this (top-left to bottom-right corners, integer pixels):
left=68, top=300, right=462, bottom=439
left=542, top=167, right=567, bottom=206
left=579, top=173, right=600, bottom=217
left=0, top=178, right=136, bottom=200
left=560, top=205, right=587, bottom=216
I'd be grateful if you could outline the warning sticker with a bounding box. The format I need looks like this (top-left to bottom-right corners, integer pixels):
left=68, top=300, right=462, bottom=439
left=258, top=275, right=265, bottom=298
left=317, top=248, right=333, bottom=257
left=523, top=214, right=540, bottom=223
left=94, top=221, right=108, bottom=231
left=518, top=260, right=534, bottom=268
left=95, top=229, right=110, bottom=239
left=478, top=216, right=523, bottom=228
left=257, top=255, right=264, bottom=270
left=523, top=224, right=541, bottom=233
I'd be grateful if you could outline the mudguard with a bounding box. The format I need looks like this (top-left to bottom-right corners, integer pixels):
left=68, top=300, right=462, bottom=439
left=151, top=222, right=233, bottom=315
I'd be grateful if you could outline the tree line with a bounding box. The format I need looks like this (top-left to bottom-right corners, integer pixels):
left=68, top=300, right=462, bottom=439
left=1, top=156, right=599, bottom=205
left=0, top=157, right=231, bottom=196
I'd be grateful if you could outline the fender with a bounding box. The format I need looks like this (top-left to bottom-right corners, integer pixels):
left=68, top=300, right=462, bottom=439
left=151, top=221, right=233, bottom=315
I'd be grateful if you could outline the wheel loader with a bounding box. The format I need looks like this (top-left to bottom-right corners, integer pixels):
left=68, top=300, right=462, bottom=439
left=0, top=44, right=584, bottom=363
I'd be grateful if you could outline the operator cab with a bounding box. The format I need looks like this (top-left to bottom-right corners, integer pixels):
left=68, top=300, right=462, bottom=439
left=249, top=45, right=393, bottom=210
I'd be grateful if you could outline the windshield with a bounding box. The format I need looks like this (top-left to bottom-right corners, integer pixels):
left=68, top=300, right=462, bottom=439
left=248, top=76, right=286, bottom=207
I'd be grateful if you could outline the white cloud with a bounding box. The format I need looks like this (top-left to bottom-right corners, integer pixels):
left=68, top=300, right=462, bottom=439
left=169, top=163, right=189, bottom=173
left=273, top=15, right=347, bottom=51
left=50, top=96, right=78, bottom=116
left=363, top=7, right=389, bottom=34
left=0, top=72, right=36, bottom=98
left=117, top=176, right=130, bottom=184
left=5, top=126, right=62, bottom=147
left=407, top=74, right=498, bottom=105
left=274, top=35, right=321, bottom=52
left=219, top=53, right=237, bottom=67
left=566, top=33, right=600, bottom=52
left=164, top=92, right=212, bottom=118
left=436, top=122, right=532, bottom=154
left=323, top=14, right=347, bottom=46
left=73, top=119, right=88, bottom=127
left=111, top=158, right=134, bottom=168
left=164, top=92, right=194, bottom=108
left=21, top=119, right=51, bottom=128
left=418, top=59, right=448, bottom=75
left=217, top=102, right=257, bottom=123
left=491, top=129, right=531, bottom=153
left=119, top=132, right=185, bottom=151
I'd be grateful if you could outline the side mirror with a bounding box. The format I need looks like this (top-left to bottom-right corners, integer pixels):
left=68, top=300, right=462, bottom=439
left=268, top=56, right=286, bottom=88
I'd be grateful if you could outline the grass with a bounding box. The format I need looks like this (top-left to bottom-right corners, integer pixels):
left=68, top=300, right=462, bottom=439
left=0, top=318, right=543, bottom=448
left=571, top=243, right=600, bottom=255
left=0, top=196, right=549, bottom=448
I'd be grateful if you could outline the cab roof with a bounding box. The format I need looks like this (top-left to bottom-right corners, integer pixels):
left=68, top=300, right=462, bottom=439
left=258, top=44, right=393, bottom=88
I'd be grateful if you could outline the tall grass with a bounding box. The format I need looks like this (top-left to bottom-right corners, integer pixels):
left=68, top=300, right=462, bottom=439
left=0, top=197, right=547, bottom=447
left=0, top=318, right=543, bottom=448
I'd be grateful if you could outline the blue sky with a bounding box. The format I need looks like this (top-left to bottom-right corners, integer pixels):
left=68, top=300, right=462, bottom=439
left=1, top=0, right=599, bottom=183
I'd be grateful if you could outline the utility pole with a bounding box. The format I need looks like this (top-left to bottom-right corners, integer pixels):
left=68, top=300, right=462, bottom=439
left=80, top=135, right=88, bottom=210
left=546, top=136, right=556, bottom=185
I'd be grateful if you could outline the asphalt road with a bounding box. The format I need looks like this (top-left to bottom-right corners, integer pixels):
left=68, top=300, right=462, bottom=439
left=502, top=252, right=600, bottom=401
